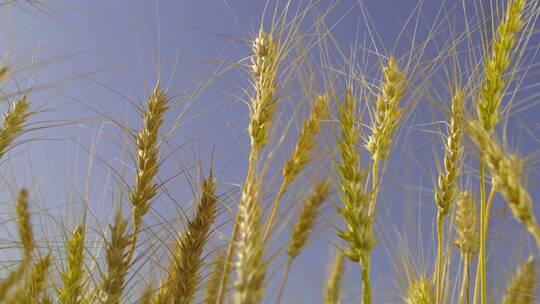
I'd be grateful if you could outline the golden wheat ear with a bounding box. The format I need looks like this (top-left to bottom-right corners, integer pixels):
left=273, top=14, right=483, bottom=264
left=154, top=171, right=217, bottom=303
left=4, top=253, right=51, bottom=304
left=503, top=257, right=537, bottom=304
left=0, top=189, right=34, bottom=301
left=405, top=275, right=435, bottom=304
left=0, top=95, right=31, bottom=160
left=324, top=253, right=344, bottom=304
left=99, top=211, right=132, bottom=304
left=58, top=224, right=86, bottom=304
left=204, top=250, right=226, bottom=304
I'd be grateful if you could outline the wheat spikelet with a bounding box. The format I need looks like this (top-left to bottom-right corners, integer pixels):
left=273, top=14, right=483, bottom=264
left=59, top=224, right=86, bottom=304
left=205, top=250, right=226, bottom=304
left=503, top=257, right=536, bottom=304
left=467, top=120, right=540, bottom=248
left=287, top=180, right=329, bottom=259
left=365, top=56, right=406, bottom=163
left=324, top=253, right=344, bottom=304
left=405, top=275, right=435, bottom=304
left=159, top=172, right=217, bottom=304
left=0, top=95, right=30, bottom=160
left=100, top=212, right=132, bottom=304
left=477, top=0, right=526, bottom=131
left=5, top=253, right=51, bottom=304
left=128, top=83, right=169, bottom=260
left=0, top=189, right=34, bottom=301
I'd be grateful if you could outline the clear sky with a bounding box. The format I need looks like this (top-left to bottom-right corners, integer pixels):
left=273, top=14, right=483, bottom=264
left=2, top=1, right=539, bottom=303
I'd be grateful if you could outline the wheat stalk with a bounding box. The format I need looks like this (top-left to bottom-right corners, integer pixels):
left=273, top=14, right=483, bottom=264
left=59, top=224, right=86, bottom=304
left=503, top=257, right=537, bottom=304
left=435, top=89, right=464, bottom=304
left=156, top=172, right=217, bottom=304
left=324, top=253, right=344, bottom=304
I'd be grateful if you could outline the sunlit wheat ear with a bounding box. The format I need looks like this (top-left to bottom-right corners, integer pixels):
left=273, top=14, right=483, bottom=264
left=476, top=0, right=526, bottom=131
left=4, top=253, right=51, bottom=304
left=454, top=191, right=479, bottom=304
left=58, top=224, right=86, bottom=304
left=0, top=95, right=30, bottom=160
left=435, top=89, right=464, bottom=303
left=0, top=189, right=34, bottom=301
left=503, top=257, right=536, bottom=304
left=128, top=83, right=169, bottom=261
left=264, top=95, right=329, bottom=242
left=365, top=56, right=406, bottom=164
left=405, top=275, right=435, bottom=304
left=234, top=178, right=266, bottom=304
left=205, top=250, right=226, bottom=304
left=336, top=88, right=374, bottom=303
left=287, top=180, right=329, bottom=259
left=324, top=253, right=344, bottom=304
left=157, top=172, right=217, bottom=304
left=100, top=211, right=132, bottom=304
left=467, top=120, right=540, bottom=248
left=248, top=28, right=279, bottom=153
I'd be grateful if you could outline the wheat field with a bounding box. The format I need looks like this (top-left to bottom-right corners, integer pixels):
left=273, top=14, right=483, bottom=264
left=0, top=0, right=539, bottom=303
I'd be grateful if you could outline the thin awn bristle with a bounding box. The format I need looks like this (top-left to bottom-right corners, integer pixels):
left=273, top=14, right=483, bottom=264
left=128, top=83, right=169, bottom=261
left=324, top=253, right=344, bottom=304
left=435, top=89, right=465, bottom=304
left=0, top=95, right=30, bottom=160
left=503, top=257, right=536, bottom=304
left=59, top=224, right=86, bottom=304
left=476, top=0, right=526, bottom=132
left=99, top=212, right=132, bottom=304
left=157, top=172, right=217, bottom=304
left=467, top=120, right=540, bottom=249
left=0, top=189, right=34, bottom=302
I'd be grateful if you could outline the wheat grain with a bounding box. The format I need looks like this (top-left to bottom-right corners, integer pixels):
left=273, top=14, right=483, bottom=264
left=503, top=257, right=536, bottom=304
left=405, top=275, right=435, bottom=304
left=59, top=224, right=86, bottom=304
left=0, top=96, right=30, bottom=160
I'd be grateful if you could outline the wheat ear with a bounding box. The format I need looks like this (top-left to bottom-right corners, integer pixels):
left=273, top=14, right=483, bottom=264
left=468, top=120, right=540, bottom=249
left=0, top=189, right=34, bottom=301
left=336, top=88, right=375, bottom=304
left=5, top=253, right=51, bottom=304
left=0, top=96, right=30, bottom=160
left=156, top=172, right=217, bottom=304
left=205, top=250, right=226, bottom=304
left=324, top=253, right=344, bottom=304
left=435, top=89, right=464, bottom=304
left=454, top=192, right=479, bottom=304
left=263, top=95, right=329, bottom=242
left=405, top=275, right=435, bottom=304
left=503, top=257, right=536, bottom=304
left=219, top=29, right=279, bottom=304
left=59, top=224, right=86, bottom=304
left=100, top=212, right=132, bottom=304
left=128, top=83, right=169, bottom=262
left=276, top=181, right=329, bottom=303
